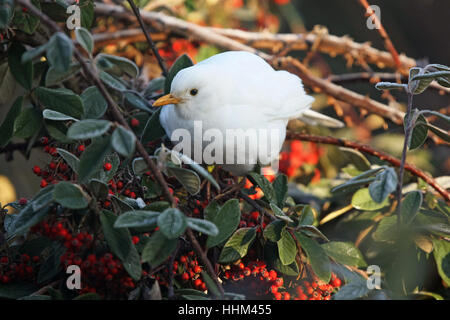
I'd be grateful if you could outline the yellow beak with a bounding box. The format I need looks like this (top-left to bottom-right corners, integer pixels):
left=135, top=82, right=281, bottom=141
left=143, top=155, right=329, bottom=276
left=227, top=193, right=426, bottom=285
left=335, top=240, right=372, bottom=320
left=152, top=94, right=181, bottom=107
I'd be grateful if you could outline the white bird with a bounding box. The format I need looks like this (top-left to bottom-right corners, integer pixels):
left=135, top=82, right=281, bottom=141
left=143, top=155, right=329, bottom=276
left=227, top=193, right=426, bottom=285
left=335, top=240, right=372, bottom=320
left=153, top=51, right=342, bottom=175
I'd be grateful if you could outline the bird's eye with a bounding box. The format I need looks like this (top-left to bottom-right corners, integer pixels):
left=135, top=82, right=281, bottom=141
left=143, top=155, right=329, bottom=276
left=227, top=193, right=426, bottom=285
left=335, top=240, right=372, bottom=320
left=190, top=89, right=198, bottom=96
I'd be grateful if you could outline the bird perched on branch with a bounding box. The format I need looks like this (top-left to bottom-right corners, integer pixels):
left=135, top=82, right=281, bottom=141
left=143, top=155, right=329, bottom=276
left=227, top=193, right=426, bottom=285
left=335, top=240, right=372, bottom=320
left=153, top=51, right=343, bottom=175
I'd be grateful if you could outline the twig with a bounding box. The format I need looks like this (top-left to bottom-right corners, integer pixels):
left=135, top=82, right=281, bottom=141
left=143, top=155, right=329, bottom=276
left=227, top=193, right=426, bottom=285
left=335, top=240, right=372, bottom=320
left=275, top=57, right=405, bottom=125
left=92, top=3, right=406, bottom=125
left=167, top=240, right=180, bottom=299
left=328, top=72, right=450, bottom=94
left=186, top=228, right=224, bottom=298
left=125, top=0, right=168, bottom=77
left=395, top=92, right=415, bottom=222
left=357, top=0, right=402, bottom=71
left=16, top=0, right=176, bottom=207
left=94, top=3, right=417, bottom=71
left=285, top=131, right=450, bottom=202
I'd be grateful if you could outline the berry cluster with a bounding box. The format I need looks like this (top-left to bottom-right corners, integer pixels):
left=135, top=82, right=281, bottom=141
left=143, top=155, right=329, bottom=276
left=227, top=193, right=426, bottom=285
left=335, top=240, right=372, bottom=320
left=30, top=219, right=137, bottom=298
left=279, top=141, right=322, bottom=181
left=0, top=254, right=40, bottom=284
left=221, top=260, right=343, bottom=300
left=156, top=251, right=207, bottom=291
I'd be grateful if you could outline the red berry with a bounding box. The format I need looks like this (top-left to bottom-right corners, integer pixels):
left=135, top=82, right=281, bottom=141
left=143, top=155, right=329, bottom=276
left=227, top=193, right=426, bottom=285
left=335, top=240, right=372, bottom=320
left=103, top=163, right=112, bottom=171
left=40, top=136, right=49, bottom=145
left=250, top=211, right=260, bottom=221
left=194, top=278, right=202, bottom=287
left=78, top=145, right=85, bottom=152
left=283, top=292, right=290, bottom=300
left=130, top=192, right=136, bottom=199
left=274, top=292, right=282, bottom=300
left=33, top=166, right=41, bottom=175
left=193, top=265, right=202, bottom=273
left=49, top=162, right=57, bottom=170
left=117, top=181, right=124, bottom=189
left=181, top=272, right=189, bottom=281
left=332, top=278, right=342, bottom=288
left=18, top=198, right=27, bottom=205
left=40, top=179, right=48, bottom=188
left=130, top=118, right=139, bottom=127
left=132, top=236, right=140, bottom=244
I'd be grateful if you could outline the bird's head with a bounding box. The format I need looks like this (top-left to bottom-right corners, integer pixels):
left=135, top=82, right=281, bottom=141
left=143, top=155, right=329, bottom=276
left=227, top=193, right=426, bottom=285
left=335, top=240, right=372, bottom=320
left=152, top=64, right=223, bottom=119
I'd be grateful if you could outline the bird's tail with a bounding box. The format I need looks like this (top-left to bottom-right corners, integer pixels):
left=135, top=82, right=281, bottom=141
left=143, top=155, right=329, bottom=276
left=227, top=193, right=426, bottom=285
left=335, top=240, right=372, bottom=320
left=297, top=109, right=345, bottom=128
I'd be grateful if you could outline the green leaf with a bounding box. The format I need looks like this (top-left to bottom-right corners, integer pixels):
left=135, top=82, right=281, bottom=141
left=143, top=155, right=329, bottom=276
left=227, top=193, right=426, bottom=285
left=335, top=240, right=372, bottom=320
left=99, top=70, right=127, bottom=91
left=81, top=86, right=108, bottom=119
left=206, top=199, right=241, bottom=248
left=114, top=210, right=160, bottom=229
left=75, top=27, right=93, bottom=54
left=13, top=106, right=42, bottom=139
left=432, top=239, right=450, bottom=286
left=375, top=82, right=406, bottom=91
left=401, top=191, right=423, bottom=224
left=45, top=63, right=81, bottom=87
left=111, top=126, right=136, bottom=157
left=368, top=167, right=397, bottom=203
left=0, top=283, right=39, bottom=300
left=11, top=0, right=40, bottom=34
left=407, top=114, right=428, bottom=150
left=172, top=150, right=220, bottom=191
left=141, top=230, right=177, bottom=267
left=200, top=271, right=221, bottom=298
left=277, top=229, right=297, bottom=266
left=338, top=147, right=371, bottom=171
left=298, top=205, right=316, bottom=226
left=79, top=0, right=94, bottom=29
left=186, top=218, right=219, bottom=236
left=332, top=167, right=384, bottom=194
left=0, top=96, right=22, bottom=147
left=273, top=174, right=288, bottom=207
left=408, top=67, right=433, bottom=94
left=45, top=120, right=71, bottom=143
left=270, top=203, right=293, bottom=223
left=88, top=179, right=108, bottom=199
left=143, top=77, right=165, bottom=97
left=167, top=166, right=200, bottom=195
left=37, top=243, right=65, bottom=283
left=8, top=42, right=33, bottom=90
left=333, top=279, right=369, bottom=300
left=67, top=119, right=111, bottom=140
left=78, top=135, right=112, bottom=183
left=295, top=232, right=331, bottom=282
left=47, top=32, right=74, bottom=72
left=157, top=208, right=187, bottom=239
left=247, top=172, right=275, bottom=203
left=56, top=149, right=79, bottom=174
left=372, top=215, right=397, bottom=242
left=35, top=87, right=84, bottom=119
left=21, top=44, right=48, bottom=64
left=263, top=220, right=286, bottom=242
left=100, top=211, right=142, bottom=280
left=0, top=0, right=14, bottom=29
left=73, top=293, right=101, bottom=300
left=124, top=92, right=152, bottom=113
left=141, top=108, right=165, bottom=144
left=164, top=54, right=193, bottom=94
left=297, top=225, right=329, bottom=242
left=53, top=181, right=88, bottom=209
left=6, top=206, right=51, bottom=240
left=96, top=53, right=139, bottom=78
left=322, top=241, right=367, bottom=267
left=425, top=122, right=450, bottom=143
left=412, top=71, right=450, bottom=81
left=218, top=227, right=256, bottom=263
left=352, top=188, right=389, bottom=211
left=204, top=201, right=220, bottom=222
left=43, top=109, right=78, bottom=121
